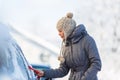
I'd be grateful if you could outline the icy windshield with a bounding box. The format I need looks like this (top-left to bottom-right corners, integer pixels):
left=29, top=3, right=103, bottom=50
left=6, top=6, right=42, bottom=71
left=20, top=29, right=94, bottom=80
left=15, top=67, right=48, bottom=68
left=0, top=23, right=35, bottom=80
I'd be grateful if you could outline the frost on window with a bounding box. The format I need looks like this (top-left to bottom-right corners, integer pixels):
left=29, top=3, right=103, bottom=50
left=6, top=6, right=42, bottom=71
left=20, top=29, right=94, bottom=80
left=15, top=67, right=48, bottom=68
left=0, top=23, right=35, bottom=80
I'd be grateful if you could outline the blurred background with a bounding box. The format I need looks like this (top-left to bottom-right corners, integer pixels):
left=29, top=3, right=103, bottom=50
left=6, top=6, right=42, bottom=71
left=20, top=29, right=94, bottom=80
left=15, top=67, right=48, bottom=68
left=0, top=0, right=120, bottom=80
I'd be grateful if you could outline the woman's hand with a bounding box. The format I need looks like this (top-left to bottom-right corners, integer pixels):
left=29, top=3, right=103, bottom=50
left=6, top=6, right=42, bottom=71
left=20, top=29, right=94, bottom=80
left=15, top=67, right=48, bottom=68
left=28, top=66, right=44, bottom=77
left=34, top=69, right=44, bottom=77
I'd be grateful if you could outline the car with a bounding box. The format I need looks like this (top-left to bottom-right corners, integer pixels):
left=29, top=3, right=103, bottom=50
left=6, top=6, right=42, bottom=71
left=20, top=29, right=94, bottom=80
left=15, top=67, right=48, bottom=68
left=0, top=23, right=36, bottom=80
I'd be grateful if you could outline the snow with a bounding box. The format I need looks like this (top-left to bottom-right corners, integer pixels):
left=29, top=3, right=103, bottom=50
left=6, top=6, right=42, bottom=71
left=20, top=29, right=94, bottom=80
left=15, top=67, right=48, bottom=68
left=0, top=0, right=120, bottom=80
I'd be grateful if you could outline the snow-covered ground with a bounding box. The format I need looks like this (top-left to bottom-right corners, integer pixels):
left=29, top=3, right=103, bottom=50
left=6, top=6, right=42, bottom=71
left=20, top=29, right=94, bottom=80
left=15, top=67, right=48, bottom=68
left=0, top=0, right=120, bottom=80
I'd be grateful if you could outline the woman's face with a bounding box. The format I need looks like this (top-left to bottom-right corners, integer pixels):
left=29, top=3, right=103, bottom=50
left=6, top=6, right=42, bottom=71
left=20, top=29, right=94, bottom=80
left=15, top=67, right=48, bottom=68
left=58, top=29, right=65, bottom=40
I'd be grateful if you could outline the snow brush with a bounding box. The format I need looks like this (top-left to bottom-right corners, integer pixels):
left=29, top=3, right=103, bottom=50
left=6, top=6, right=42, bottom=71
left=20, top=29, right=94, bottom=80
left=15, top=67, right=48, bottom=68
left=28, top=66, right=41, bottom=80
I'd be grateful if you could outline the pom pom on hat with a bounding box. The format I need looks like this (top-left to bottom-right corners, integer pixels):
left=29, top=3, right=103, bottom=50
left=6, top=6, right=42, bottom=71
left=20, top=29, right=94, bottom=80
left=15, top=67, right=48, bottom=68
left=66, top=12, right=73, bottom=18
left=56, top=12, right=76, bottom=39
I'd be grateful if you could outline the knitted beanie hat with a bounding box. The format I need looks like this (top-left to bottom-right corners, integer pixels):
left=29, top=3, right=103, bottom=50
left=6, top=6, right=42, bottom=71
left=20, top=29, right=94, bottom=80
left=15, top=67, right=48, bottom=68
left=56, top=12, right=76, bottom=39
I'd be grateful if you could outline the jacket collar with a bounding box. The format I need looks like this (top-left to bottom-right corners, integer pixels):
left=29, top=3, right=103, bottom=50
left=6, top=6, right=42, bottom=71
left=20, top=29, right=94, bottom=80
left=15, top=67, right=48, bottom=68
left=64, top=24, right=87, bottom=46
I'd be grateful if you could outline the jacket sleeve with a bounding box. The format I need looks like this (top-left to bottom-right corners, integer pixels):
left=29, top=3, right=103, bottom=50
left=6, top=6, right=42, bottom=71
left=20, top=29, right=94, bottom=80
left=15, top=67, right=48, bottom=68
left=81, top=36, right=102, bottom=80
left=43, top=61, right=70, bottom=78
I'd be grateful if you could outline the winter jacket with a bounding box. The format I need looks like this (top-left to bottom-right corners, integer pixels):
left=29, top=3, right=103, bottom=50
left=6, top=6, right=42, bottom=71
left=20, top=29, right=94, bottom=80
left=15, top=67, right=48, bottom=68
left=44, top=24, right=102, bottom=80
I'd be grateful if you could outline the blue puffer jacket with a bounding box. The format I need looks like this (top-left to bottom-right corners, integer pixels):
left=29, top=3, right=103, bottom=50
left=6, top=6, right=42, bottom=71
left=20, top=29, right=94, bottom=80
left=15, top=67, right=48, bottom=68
left=44, top=24, right=102, bottom=80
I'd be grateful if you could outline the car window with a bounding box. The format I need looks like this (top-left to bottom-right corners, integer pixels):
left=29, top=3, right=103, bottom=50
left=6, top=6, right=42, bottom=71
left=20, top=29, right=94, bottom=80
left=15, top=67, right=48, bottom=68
left=15, top=42, right=36, bottom=80
left=0, top=23, right=36, bottom=80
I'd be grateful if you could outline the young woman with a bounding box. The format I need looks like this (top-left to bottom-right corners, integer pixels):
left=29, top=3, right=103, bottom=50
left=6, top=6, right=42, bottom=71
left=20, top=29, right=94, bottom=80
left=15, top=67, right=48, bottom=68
left=33, top=12, right=102, bottom=80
